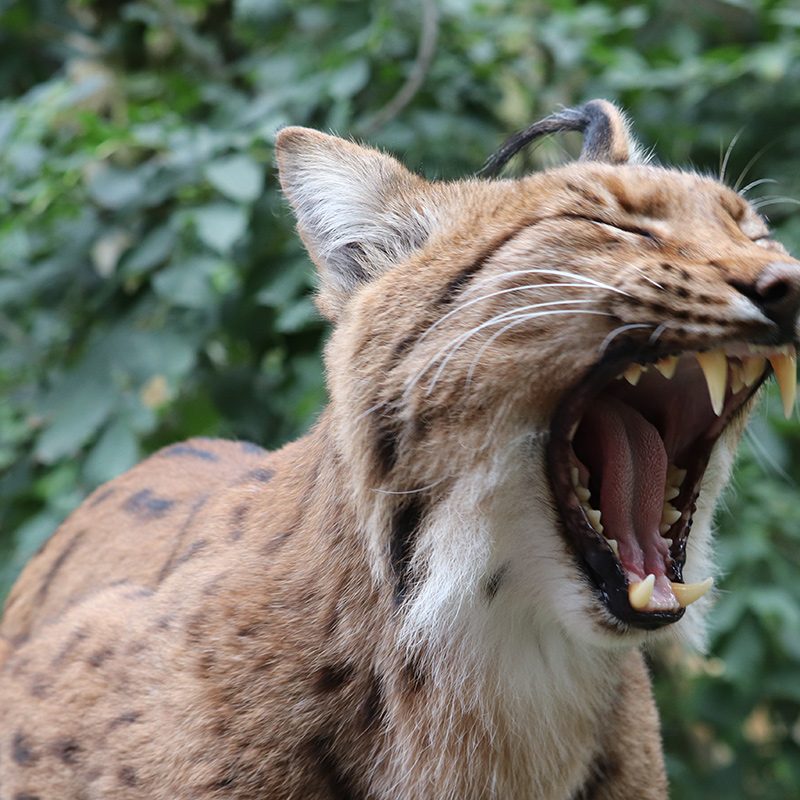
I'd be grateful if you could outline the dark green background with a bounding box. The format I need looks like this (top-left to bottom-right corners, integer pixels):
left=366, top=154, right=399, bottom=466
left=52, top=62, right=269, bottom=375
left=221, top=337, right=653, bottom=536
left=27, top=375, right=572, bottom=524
left=2, top=1, right=800, bottom=796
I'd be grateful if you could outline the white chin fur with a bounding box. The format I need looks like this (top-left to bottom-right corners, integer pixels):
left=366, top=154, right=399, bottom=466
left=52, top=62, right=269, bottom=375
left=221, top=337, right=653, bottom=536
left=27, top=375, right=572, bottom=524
left=399, top=427, right=736, bottom=659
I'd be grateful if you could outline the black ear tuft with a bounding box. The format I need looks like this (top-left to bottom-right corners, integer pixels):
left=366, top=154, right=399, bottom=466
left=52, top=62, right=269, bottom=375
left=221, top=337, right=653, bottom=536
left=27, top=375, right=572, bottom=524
left=479, top=99, right=638, bottom=177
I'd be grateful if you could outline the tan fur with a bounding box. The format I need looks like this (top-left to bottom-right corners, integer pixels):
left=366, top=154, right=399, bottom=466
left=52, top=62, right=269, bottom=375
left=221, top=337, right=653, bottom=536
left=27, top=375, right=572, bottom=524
left=1, top=104, right=793, bottom=799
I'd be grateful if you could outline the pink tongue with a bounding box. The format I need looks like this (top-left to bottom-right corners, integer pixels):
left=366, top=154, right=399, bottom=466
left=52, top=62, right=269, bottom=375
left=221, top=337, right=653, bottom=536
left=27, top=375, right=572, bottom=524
left=581, top=397, right=669, bottom=579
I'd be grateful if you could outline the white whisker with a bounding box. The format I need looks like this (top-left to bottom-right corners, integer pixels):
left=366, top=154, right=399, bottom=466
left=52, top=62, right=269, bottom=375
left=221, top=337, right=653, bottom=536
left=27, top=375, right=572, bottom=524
left=597, top=323, right=653, bottom=356
left=733, top=141, right=774, bottom=192
left=466, top=311, right=616, bottom=385
left=413, top=300, right=598, bottom=396
left=464, top=268, right=631, bottom=298
left=418, top=283, right=598, bottom=344
left=751, top=196, right=800, bottom=210
left=720, top=127, right=744, bottom=185
left=648, top=322, right=670, bottom=346
left=738, top=177, right=778, bottom=196
left=373, top=476, right=450, bottom=495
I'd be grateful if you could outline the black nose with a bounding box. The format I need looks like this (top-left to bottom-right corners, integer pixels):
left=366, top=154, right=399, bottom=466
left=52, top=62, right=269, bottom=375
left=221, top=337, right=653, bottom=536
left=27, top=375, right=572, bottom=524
left=733, top=261, right=800, bottom=334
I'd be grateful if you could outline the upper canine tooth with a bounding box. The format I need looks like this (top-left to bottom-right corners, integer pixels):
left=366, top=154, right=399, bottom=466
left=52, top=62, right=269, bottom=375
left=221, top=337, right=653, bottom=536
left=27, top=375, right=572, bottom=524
left=671, top=577, right=714, bottom=607
left=695, top=350, right=728, bottom=416
left=768, top=347, right=797, bottom=419
left=654, top=355, right=678, bottom=379
left=623, top=363, right=644, bottom=385
left=628, top=574, right=656, bottom=610
left=742, top=355, right=767, bottom=386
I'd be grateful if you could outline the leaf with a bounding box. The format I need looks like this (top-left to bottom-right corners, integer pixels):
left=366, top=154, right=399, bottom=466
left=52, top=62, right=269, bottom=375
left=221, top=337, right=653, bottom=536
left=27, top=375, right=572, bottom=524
left=193, top=203, right=248, bottom=254
left=153, top=256, right=221, bottom=309
left=83, top=419, right=139, bottom=485
left=122, top=225, right=176, bottom=277
left=86, top=165, right=146, bottom=210
left=274, top=297, right=320, bottom=333
left=205, top=154, right=264, bottom=203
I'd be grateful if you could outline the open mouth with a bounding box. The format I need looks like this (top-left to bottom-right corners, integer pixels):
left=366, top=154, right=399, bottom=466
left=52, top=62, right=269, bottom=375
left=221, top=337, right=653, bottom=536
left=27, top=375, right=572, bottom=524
left=547, top=343, right=797, bottom=630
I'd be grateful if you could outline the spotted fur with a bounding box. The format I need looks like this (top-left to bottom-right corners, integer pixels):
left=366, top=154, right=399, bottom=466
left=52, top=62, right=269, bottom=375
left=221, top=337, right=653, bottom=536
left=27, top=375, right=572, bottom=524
left=2, top=101, right=794, bottom=799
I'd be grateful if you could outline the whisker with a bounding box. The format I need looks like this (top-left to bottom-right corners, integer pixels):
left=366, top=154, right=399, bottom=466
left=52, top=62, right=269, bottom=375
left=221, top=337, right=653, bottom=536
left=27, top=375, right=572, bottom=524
left=738, top=177, right=778, bottom=196
left=464, top=268, right=631, bottom=298
left=751, top=196, right=800, bottom=210
left=625, top=264, right=663, bottom=290
left=373, top=476, right=450, bottom=495
left=417, top=301, right=598, bottom=396
left=733, top=141, right=775, bottom=192
left=719, top=127, right=744, bottom=185
left=598, top=323, right=654, bottom=356
left=466, top=311, right=616, bottom=386
left=418, top=282, right=598, bottom=344
left=648, top=322, right=670, bottom=347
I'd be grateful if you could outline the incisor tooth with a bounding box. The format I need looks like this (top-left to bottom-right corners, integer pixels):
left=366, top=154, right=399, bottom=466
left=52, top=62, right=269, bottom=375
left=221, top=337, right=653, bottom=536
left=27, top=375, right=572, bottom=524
left=671, top=577, right=714, bottom=607
left=659, top=522, right=672, bottom=535
left=607, top=539, right=619, bottom=557
left=628, top=574, right=655, bottom=610
left=695, top=350, right=728, bottom=416
left=742, top=355, right=766, bottom=387
left=623, top=363, right=644, bottom=385
left=664, top=486, right=680, bottom=501
left=768, top=347, right=797, bottom=419
left=662, top=504, right=682, bottom=525
left=585, top=508, right=603, bottom=533
left=655, top=355, right=678, bottom=379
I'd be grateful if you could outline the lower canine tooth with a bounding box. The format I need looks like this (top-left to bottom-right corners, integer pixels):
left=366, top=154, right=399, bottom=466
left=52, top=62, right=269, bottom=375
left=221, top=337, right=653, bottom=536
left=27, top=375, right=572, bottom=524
left=768, top=348, right=797, bottom=419
left=585, top=508, right=603, bottom=533
left=629, top=574, right=655, bottom=610
left=695, top=350, right=727, bottom=416
left=730, top=363, right=745, bottom=394
left=671, top=577, right=714, bottom=607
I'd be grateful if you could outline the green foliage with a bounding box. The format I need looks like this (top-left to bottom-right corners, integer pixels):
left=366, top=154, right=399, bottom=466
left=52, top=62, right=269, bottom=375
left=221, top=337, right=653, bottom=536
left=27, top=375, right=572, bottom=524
left=2, top=1, right=800, bottom=794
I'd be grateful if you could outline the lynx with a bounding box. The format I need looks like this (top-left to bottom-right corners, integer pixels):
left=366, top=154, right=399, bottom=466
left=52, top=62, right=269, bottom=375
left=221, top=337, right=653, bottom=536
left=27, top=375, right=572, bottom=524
left=2, top=100, right=799, bottom=799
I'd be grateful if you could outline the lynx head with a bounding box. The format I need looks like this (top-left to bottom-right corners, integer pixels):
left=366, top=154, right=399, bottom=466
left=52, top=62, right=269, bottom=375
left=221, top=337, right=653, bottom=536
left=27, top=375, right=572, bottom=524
left=276, top=101, right=800, bottom=651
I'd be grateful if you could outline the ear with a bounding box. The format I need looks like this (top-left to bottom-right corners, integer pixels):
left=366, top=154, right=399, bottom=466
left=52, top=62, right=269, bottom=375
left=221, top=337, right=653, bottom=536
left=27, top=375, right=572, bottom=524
left=276, top=127, right=436, bottom=320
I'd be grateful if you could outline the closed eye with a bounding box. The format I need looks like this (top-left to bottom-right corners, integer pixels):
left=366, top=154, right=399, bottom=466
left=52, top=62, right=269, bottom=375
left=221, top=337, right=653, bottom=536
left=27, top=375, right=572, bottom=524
left=566, top=214, right=660, bottom=243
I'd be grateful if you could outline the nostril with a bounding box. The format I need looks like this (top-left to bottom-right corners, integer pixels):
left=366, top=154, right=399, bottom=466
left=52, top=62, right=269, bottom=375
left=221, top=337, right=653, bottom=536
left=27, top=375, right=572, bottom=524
left=729, top=261, right=800, bottom=330
left=759, top=279, right=790, bottom=305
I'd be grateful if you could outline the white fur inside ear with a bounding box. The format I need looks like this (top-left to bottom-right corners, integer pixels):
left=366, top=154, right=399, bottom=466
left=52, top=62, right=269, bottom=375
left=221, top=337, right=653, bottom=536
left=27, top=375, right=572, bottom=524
left=276, top=128, right=436, bottom=312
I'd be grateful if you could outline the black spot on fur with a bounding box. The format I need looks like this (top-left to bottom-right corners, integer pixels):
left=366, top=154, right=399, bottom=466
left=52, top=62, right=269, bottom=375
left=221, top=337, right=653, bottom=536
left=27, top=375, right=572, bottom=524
left=263, top=530, right=292, bottom=556
left=361, top=673, right=384, bottom=729
left=390, top=498, right=426, bottom=605
left=89, top=486, right=116, bottom=507
left=87, top=647, right=114, bottom=668
left=36, top=528, right=86, bottom=601
left=118, top=766, right=138, bottom=787
left=437, top=224, right=535, bottom=306
left=161, top=443, right=219, bottom=462
left=51, top=627, right=90, bottom=667
left=12, top=731, right=37, bottom=766
left=374, top=417, right=399, bottom=476
left=242, top=467, right=274, bottom=483
left=484, top=565, right=508, bottom=602
left=571, top=754, right=620, bottom=800
left=315, top=664, right=354, bottom=693
left=402, top=656, right=426, bottom=693
left=29, top=674, right=49, bottom=699
left=109, top=711, right=141, bottom=730
left=53, top=738, right=81, bottom=765
left=309, top=735, right=364, bottom=800
left=14, top=793, right=41, bottom=800
left=156, top=494, right=210, bottom=583
left=123, top=489, right=175, bottom=519
left=175, top=539, right=208, bottom=567
left=229, top=503, right=249, bottom=541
